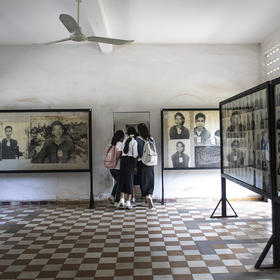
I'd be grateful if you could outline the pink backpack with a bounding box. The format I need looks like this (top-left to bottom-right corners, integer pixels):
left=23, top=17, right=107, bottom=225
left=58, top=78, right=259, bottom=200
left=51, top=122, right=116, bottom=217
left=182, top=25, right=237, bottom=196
left=104, top=145, right=117, bottom=169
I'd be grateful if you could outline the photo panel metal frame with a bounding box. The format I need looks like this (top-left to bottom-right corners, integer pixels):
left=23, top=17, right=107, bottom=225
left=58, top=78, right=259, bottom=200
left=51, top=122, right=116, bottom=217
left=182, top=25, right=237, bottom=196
left=220, top=82, right=272, bottom=199
left=0, top=109, right=93, bottom=173
left=161, top=108, right=220, bottom=170
left=270, top=77, right=280, bottom=202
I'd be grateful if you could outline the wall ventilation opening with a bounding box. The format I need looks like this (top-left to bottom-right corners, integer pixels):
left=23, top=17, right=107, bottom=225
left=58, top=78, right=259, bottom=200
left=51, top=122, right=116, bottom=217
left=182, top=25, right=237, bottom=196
left=265, top=44, right=280, bottom=80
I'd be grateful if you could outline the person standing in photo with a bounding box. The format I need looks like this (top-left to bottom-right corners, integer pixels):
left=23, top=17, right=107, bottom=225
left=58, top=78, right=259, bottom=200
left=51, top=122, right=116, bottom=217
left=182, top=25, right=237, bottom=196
left=136, top=123, right=156, bottom=209
left=2, top=126, right=23, bottom=159
left=169, top=112, right=190, bottom=139
left=32, top=121, right=74, bottom=163
left=108, top=130, right=125, bottom=206
left=193, top=112, right=211, bottom=145
left=118, top=127, right=138, bottom=209
left=171, top=141, right=190, bottom=168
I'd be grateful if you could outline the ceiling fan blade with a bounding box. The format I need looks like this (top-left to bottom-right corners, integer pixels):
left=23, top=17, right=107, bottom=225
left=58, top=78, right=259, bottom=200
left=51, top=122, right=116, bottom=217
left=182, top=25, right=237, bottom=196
left=87, top=36, right=134, bottom=45
left=59, top=14, right=80, bottom=34
left=43, top=38, right=71, bottom=45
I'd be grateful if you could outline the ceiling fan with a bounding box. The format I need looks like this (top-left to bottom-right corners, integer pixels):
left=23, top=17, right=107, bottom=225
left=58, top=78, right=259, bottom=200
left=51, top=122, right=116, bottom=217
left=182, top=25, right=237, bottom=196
left=44, top=0, right=133, bottom=46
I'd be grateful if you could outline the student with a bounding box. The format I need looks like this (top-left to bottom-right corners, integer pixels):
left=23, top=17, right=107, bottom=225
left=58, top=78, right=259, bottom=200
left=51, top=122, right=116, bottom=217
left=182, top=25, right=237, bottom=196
left=193, top=112, right=211, bottom=145
left=108, top=130, right=125, bottom=205
left=169, top=112, right=190, bottom=139
left=171, top=141, right=189, bottom=168
left=2, top=126, right=23, bottom=159
left=118, top=127, right=138, bottom=209
left=136, top=123, right=156, bottom=209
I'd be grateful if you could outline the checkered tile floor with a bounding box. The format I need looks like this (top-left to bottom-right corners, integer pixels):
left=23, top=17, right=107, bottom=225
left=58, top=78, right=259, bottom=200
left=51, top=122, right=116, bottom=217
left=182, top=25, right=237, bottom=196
left=0, top=199, right=279, bottom=280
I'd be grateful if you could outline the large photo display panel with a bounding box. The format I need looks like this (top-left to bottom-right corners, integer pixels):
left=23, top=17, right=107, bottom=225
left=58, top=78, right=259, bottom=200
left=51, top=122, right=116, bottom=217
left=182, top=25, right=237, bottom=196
left=162, top=109, right=220, bottom=169
left=0, top=110, right=91, bottom=171
left=221, top=87, right=271, bottom=194
left=274, top=82, right=280, bottom=197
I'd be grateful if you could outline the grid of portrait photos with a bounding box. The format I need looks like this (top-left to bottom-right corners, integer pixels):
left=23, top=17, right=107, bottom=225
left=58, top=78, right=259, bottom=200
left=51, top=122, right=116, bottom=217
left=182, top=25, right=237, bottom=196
left=221, top=88, right=271, bottom=194
left=162, top=109, right=220, bottom=169
left=0, top=111, right=90, bottom=171
left=275, top=83, right=280, bottom=197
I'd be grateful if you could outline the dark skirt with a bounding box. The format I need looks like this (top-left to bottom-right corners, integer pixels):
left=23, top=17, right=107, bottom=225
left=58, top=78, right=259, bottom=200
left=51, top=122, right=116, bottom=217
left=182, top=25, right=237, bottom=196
left=110, top=169, right=121, bottom=202
left=138, top=161, right=154, bottom=196
left=120, top=156, right=135, bottom=195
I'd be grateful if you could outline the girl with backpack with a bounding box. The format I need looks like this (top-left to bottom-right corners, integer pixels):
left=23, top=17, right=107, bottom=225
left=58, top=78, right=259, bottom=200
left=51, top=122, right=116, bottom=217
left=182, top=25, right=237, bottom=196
left=106, top=130, right=125, bottom=205
left=136, top=123, right=157, bottom=209
left=118, top=127, right=138, bottom=209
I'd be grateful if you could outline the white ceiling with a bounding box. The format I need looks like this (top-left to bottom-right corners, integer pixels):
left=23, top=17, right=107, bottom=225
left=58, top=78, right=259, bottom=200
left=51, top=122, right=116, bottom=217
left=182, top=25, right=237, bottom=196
left=0, top=0, right=280, bottom=45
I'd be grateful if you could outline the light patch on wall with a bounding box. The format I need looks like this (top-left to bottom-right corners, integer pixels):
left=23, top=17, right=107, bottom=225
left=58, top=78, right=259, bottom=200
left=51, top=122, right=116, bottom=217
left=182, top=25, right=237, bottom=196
left=16, top=97, right=41, bottom=103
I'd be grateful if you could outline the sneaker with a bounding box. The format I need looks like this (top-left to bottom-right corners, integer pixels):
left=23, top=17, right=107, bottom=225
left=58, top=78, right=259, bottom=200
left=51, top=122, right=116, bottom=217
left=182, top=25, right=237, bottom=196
left=126, top=200, right=132, bottom=209
left=114, top=202, right=119, bottom=207
left=131, top=197, right=136, bottom=203
left=108, top=195, right=115, bottom=204
left=117, top=198, right=125, bottom=209
left=147, top=196, right=154, bottom=209
left=141, top=201, right=148, bottom=207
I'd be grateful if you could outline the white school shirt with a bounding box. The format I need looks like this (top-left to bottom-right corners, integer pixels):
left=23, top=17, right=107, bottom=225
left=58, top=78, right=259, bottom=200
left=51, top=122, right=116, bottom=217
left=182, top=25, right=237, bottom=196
left=122, top=137, right=138, bottom=158
left=115, top=141, right=123, bottom=170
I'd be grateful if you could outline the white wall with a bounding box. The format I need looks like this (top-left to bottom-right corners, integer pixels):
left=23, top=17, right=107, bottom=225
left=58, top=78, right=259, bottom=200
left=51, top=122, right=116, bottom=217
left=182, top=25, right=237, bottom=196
left=0, top=43, right=261, bottom=201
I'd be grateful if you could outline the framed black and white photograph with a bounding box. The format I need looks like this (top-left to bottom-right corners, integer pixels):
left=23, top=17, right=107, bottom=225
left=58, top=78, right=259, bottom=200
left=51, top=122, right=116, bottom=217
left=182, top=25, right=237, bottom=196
left=0, top=109, right=91, bottom=172
left=162, top=109, right=220, bottom=169
left=220, top=82, right=271, bottom=196
left=273, top=79, right=280, bottom=198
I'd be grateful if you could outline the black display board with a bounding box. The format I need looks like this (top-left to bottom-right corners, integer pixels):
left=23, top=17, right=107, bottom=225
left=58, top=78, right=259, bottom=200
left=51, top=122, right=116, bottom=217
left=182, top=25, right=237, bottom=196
left=0, top=109, right=94, bottom=208
left=160, top=108, right=220, bottom=204
left=220, top=82, right=272, bottom=198
left=216, top=81, right=280, bottom=269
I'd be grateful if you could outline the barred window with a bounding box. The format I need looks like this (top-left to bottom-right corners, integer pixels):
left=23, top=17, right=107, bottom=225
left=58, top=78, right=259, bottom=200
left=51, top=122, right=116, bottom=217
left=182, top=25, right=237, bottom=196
left=265, top=44, right=280, bottom=80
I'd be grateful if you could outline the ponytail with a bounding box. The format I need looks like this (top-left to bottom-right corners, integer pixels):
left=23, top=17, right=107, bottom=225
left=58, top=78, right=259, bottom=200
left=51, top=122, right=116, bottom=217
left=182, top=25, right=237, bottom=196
left=123, top=126, right=136, bottom=154
left=123, top=137, right=133, bottom=154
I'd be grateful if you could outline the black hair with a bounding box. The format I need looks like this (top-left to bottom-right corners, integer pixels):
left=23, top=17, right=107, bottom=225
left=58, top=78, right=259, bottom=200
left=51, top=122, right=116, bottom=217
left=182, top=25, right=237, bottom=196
left=137, top=123, right=150, bottom=140
left=195, top=112, right=206, bottom=122
left=231, top=140, right=240, bottom=148
left=4, top=126, right=12, bottom=131
left=51, top=121, right=65, bottom=133
left=176, top=141, right=185, bottom=152
left=230, top=111, right=240, bottom=122
left=123, top=127, right=137, bottom=154
left=174, top=112, right=185, bottom=125
left=215, top=130, right=220, bottom=137
left=111, top=130, right=124, bottom=146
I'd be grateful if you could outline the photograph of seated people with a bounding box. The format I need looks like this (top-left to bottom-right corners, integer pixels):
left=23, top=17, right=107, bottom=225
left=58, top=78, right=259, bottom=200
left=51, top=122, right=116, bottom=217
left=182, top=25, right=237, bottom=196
left=169, top=112, right=190, bottom=139
left=32, top=121, right=74, bottom=164
left=171, top=141, right=189, bottom=168
left=226, top=111, right=245, bottom=138
left=227, top=139, right=245, bottom=168
left=193, top=112, right=211, bottom=145
left=1, top=125, right=23, bottom=159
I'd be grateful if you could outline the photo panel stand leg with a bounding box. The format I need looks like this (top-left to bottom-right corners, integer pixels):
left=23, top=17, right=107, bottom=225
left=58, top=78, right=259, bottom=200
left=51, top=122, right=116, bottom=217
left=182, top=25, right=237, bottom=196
left=89, top=170, right=95, bottom=209
left=161, top=169, right=164, bottom=205
left=210, top=177, right=238, bottom=218
left=255, top=200, right=280, bottom=269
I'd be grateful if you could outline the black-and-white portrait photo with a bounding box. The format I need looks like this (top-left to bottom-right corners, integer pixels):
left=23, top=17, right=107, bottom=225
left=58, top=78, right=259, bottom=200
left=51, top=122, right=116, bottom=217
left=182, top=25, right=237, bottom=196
left=193, top=112, right=211, bottom=145
left=169, top=112, right=190, bottom=139
left=1, top=125, right=24, bottom=159
left=162, top=109, right=220, bottom=169
left=171, top=141, right=190, bottom=168
left=0, top=111, right=90, bottom=171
